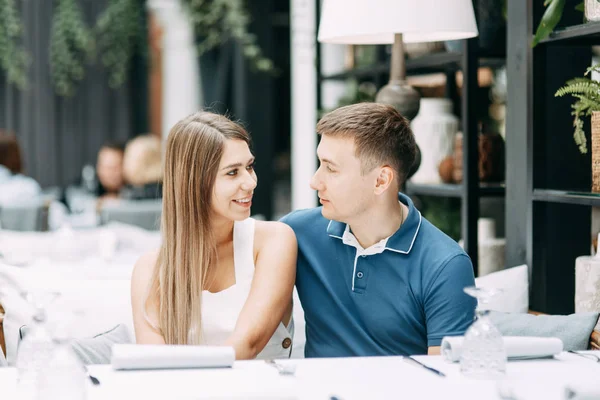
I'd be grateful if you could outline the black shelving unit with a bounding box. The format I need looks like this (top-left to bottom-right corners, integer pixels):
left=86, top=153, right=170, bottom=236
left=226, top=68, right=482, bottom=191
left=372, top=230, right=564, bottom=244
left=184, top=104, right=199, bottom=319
left=315, top=1, right=506, bottom=275
left=540, top=21, right=600, bottom=44
left=533, top=189, right=600, bottom=207
left=507, top=0, right=597, bottom=314
left=321, top=52, right=506, bottom=81
left=406, top=182, right=505, bottom=198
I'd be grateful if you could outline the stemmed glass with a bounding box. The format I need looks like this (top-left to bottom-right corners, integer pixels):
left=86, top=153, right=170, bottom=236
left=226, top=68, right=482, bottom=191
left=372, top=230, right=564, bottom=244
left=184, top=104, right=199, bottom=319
left=14, top=290, right=60, bottom=399
left=37, top=307, right=88, bottom=400
left=459, top=286, right=507, bottom=379
left=15, top=290, right=88, bottom=400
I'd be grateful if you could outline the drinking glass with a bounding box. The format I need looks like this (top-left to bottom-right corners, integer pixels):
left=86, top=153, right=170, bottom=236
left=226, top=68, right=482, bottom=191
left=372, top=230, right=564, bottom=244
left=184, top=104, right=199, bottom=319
left=459, top=286, right=507, bottom=379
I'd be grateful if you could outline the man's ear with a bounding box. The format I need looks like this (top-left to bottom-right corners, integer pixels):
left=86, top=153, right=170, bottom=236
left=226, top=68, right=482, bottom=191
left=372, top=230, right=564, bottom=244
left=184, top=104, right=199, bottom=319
left=374, top=166, right=394, bottom=195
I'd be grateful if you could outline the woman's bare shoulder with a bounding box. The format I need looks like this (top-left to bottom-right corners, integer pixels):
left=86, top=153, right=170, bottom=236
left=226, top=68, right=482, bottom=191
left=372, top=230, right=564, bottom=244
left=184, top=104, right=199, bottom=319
left=132, top=248, right=161, bottom=285
left=253, top=220, right=296, bottom=249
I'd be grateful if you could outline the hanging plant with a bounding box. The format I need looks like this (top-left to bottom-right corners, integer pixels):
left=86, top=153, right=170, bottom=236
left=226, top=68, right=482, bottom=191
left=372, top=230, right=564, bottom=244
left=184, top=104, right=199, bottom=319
left=181, top=0, right=276, bottom=73
left=96, top=0, right=146, bottom=89
left=50, top=0, right=95, bottom=97
left=0, top=0, right=29, bottom=89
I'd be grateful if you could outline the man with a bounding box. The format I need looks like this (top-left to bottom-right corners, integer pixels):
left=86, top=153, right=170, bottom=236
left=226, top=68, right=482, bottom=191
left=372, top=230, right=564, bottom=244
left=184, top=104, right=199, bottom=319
left=281, top=103, right=476, bottom=357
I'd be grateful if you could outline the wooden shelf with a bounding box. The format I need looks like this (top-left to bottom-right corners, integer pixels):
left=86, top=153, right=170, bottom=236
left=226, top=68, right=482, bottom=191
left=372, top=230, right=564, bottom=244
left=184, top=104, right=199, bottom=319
left=405, top=182, right=505, bottom=198
left=532, top=189, right=600, bottom=206
left=540, top=22, right=600, bottom=44
left=320, top=52, right=505, bottom=81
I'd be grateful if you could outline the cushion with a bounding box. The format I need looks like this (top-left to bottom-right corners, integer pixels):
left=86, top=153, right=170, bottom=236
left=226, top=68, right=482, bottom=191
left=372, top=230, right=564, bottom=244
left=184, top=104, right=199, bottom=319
left=475, top=264, right=529, bottom=313
left=19, top=324, right=131, bottom=365
left=1, top=266, right=134, bottom=366
left=489, top=311, right=600, bottom=351
left=71, top=324, right=132, bottom=364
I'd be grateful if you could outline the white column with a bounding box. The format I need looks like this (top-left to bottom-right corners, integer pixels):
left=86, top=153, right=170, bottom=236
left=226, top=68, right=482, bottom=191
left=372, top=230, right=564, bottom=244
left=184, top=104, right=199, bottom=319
left=147, top=0, right=201, bottom=142
left=290, top=0, right=318, bottom=210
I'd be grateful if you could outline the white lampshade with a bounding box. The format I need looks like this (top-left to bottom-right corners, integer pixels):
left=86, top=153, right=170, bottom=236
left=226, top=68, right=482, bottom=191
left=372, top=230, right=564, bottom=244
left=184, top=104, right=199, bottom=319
left=318, top=0, right=479, bottom=44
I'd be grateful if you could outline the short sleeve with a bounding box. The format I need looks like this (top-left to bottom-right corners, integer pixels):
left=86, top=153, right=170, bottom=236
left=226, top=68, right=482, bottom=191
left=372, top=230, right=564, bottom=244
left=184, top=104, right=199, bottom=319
left=424, top=254, right=477, bottom=347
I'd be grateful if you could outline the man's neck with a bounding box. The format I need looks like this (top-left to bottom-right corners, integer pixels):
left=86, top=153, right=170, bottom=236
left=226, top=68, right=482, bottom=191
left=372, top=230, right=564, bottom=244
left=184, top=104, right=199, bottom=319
left=348, top=197, right=407, bottom=249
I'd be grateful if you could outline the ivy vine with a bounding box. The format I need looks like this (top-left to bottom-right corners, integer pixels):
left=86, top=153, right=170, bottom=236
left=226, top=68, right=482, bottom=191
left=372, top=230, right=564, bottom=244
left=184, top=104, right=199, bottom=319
left=0, top=0, right=29, bottom=89
left=181, top=0, right=276, bottom=73
left=2, top=0, right=274, bottom=96
left=96, top=0, right=146, bottom=89
left=50, top=0, right=94, bottom=97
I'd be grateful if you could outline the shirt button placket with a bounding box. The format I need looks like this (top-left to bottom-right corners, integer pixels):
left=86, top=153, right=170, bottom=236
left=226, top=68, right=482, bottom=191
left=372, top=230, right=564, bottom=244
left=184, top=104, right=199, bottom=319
left=354, top=255, right=368, bottom=292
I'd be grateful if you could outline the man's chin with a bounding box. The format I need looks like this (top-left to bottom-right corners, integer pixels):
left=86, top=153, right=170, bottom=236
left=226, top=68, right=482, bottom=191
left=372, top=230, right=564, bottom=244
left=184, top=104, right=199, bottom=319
left=320, top=206, right=336, bottom=221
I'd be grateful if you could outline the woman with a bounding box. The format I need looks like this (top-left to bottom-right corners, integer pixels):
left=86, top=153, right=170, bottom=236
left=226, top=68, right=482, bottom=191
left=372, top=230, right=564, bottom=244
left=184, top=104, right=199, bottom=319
left=120, top=134, right=163, bottom=200
left=131, top=112, right=297, bottom=360
left=0, top=135, right=41, bottom=205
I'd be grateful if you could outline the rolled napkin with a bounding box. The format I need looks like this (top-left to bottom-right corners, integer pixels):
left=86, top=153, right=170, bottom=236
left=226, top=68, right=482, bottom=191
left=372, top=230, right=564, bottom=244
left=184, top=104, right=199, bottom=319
left=564, top=381, right=600, bottom=400
left=441, top=336, right=563, bottom=362
left=111, top=344, right=235, bottom=370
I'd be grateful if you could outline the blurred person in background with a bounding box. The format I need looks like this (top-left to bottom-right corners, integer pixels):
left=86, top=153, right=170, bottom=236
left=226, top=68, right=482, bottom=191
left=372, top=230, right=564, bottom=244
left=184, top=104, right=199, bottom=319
left=121, top=134, right=163, bottom=200
left=0, top=134, right=41, bottom=205
left=96, top=141, right=126, bottom=199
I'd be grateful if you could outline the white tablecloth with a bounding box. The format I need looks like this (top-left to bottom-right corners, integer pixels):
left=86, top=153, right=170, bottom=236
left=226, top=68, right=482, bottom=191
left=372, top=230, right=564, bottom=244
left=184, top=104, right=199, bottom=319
left=1, top=353, right=599, bottom=400
left=0, top=222, right=307, bottom=364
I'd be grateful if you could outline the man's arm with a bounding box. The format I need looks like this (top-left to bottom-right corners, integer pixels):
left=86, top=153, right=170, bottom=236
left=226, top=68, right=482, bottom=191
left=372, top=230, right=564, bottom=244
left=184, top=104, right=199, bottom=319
left=424, top=254, right=477, bottom=352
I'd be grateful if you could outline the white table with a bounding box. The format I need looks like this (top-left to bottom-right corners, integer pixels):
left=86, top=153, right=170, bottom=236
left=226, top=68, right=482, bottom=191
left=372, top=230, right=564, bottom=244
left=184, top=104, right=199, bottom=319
left=1, top=353, right=599, bottom=400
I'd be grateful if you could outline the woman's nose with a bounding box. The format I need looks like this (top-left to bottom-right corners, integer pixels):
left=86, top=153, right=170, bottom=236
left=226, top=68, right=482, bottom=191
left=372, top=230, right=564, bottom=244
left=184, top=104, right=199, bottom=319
left=241, top=173, right=257, bottom=191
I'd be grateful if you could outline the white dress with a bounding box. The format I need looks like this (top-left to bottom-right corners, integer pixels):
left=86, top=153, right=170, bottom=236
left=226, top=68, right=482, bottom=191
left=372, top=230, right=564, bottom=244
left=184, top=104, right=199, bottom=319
left=201, top=218, right=294, bottom=359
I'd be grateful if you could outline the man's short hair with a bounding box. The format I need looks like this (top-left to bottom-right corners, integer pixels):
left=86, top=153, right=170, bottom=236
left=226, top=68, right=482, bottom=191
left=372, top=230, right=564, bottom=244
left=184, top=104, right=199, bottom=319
left=316, top=102, right=417, bottom=186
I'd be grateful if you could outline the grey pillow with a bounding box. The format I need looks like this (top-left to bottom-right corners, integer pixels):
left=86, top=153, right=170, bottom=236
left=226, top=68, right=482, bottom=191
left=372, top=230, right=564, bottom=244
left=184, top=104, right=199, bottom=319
left=489, top=311, right=600, bottom=351
left=19, top=324, right=132, bottom=365
left=71, top=324, right=132, bottom=365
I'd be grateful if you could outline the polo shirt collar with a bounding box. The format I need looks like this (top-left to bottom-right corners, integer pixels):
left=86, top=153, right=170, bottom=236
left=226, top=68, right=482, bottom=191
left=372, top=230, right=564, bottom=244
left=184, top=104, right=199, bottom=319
left=326, top=192, right=422, bottom=254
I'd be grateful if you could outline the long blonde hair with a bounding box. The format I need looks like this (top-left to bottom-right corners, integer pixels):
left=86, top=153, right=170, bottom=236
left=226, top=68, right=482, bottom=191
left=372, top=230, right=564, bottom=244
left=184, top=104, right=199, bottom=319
left=147, top=111, right=251, bottom=344
left=123, top=134, right=163, bottom=186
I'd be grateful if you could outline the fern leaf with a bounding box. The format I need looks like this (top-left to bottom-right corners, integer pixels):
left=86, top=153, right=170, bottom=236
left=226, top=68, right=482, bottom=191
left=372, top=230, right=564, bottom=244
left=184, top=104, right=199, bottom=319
left=565, top=77, right=600, bottom=89
left=555, top=82, right=600, bottom=98
left=574, top=95, right=600, bottom=112
left=573, top=116, right=588, bottom=154
left=585, top=63, right=600, bottom=76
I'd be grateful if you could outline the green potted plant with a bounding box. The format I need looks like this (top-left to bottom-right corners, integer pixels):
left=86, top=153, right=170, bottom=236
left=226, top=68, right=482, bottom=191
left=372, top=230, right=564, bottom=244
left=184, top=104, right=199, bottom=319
left=555, top=63, right=600, bottom=190
left=532, top=0, right=600, bottom=47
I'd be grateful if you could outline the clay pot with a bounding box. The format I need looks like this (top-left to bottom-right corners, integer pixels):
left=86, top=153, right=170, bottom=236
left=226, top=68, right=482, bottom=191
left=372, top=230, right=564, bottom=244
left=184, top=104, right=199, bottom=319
left=452, top=131, right=505, bottom=183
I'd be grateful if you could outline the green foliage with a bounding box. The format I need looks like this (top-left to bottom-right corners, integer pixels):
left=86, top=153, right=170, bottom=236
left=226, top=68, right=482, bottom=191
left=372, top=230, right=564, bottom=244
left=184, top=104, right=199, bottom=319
left=50, top=0, right=95, bottom=97
left=0, top=0, right=29, bottom=89
left=317, top=80, right=377, bottom=119
left=419, top=196, right=461, bottom=241
left=554, top=63, right=600, bottom=154
left=181, top=0, right=276, bottom=73
left=96, top=0, right=146, bottom=89
left=532, top=0, right=566, bottom=47
left=5, top=0, right=275, bottom=95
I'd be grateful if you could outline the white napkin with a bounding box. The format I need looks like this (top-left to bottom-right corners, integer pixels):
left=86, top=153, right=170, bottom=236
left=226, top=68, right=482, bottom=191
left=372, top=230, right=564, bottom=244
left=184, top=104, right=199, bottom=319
left=111, top=344, right=235, bottom=370
left=564, top=381, right=600, bottom=400
left=441, top=336, right=563, bottom=362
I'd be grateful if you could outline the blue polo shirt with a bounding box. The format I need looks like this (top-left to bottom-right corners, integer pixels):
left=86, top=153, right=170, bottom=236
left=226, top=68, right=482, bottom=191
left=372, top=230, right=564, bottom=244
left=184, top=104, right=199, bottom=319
left=281, top=193, right=476, bottom=358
